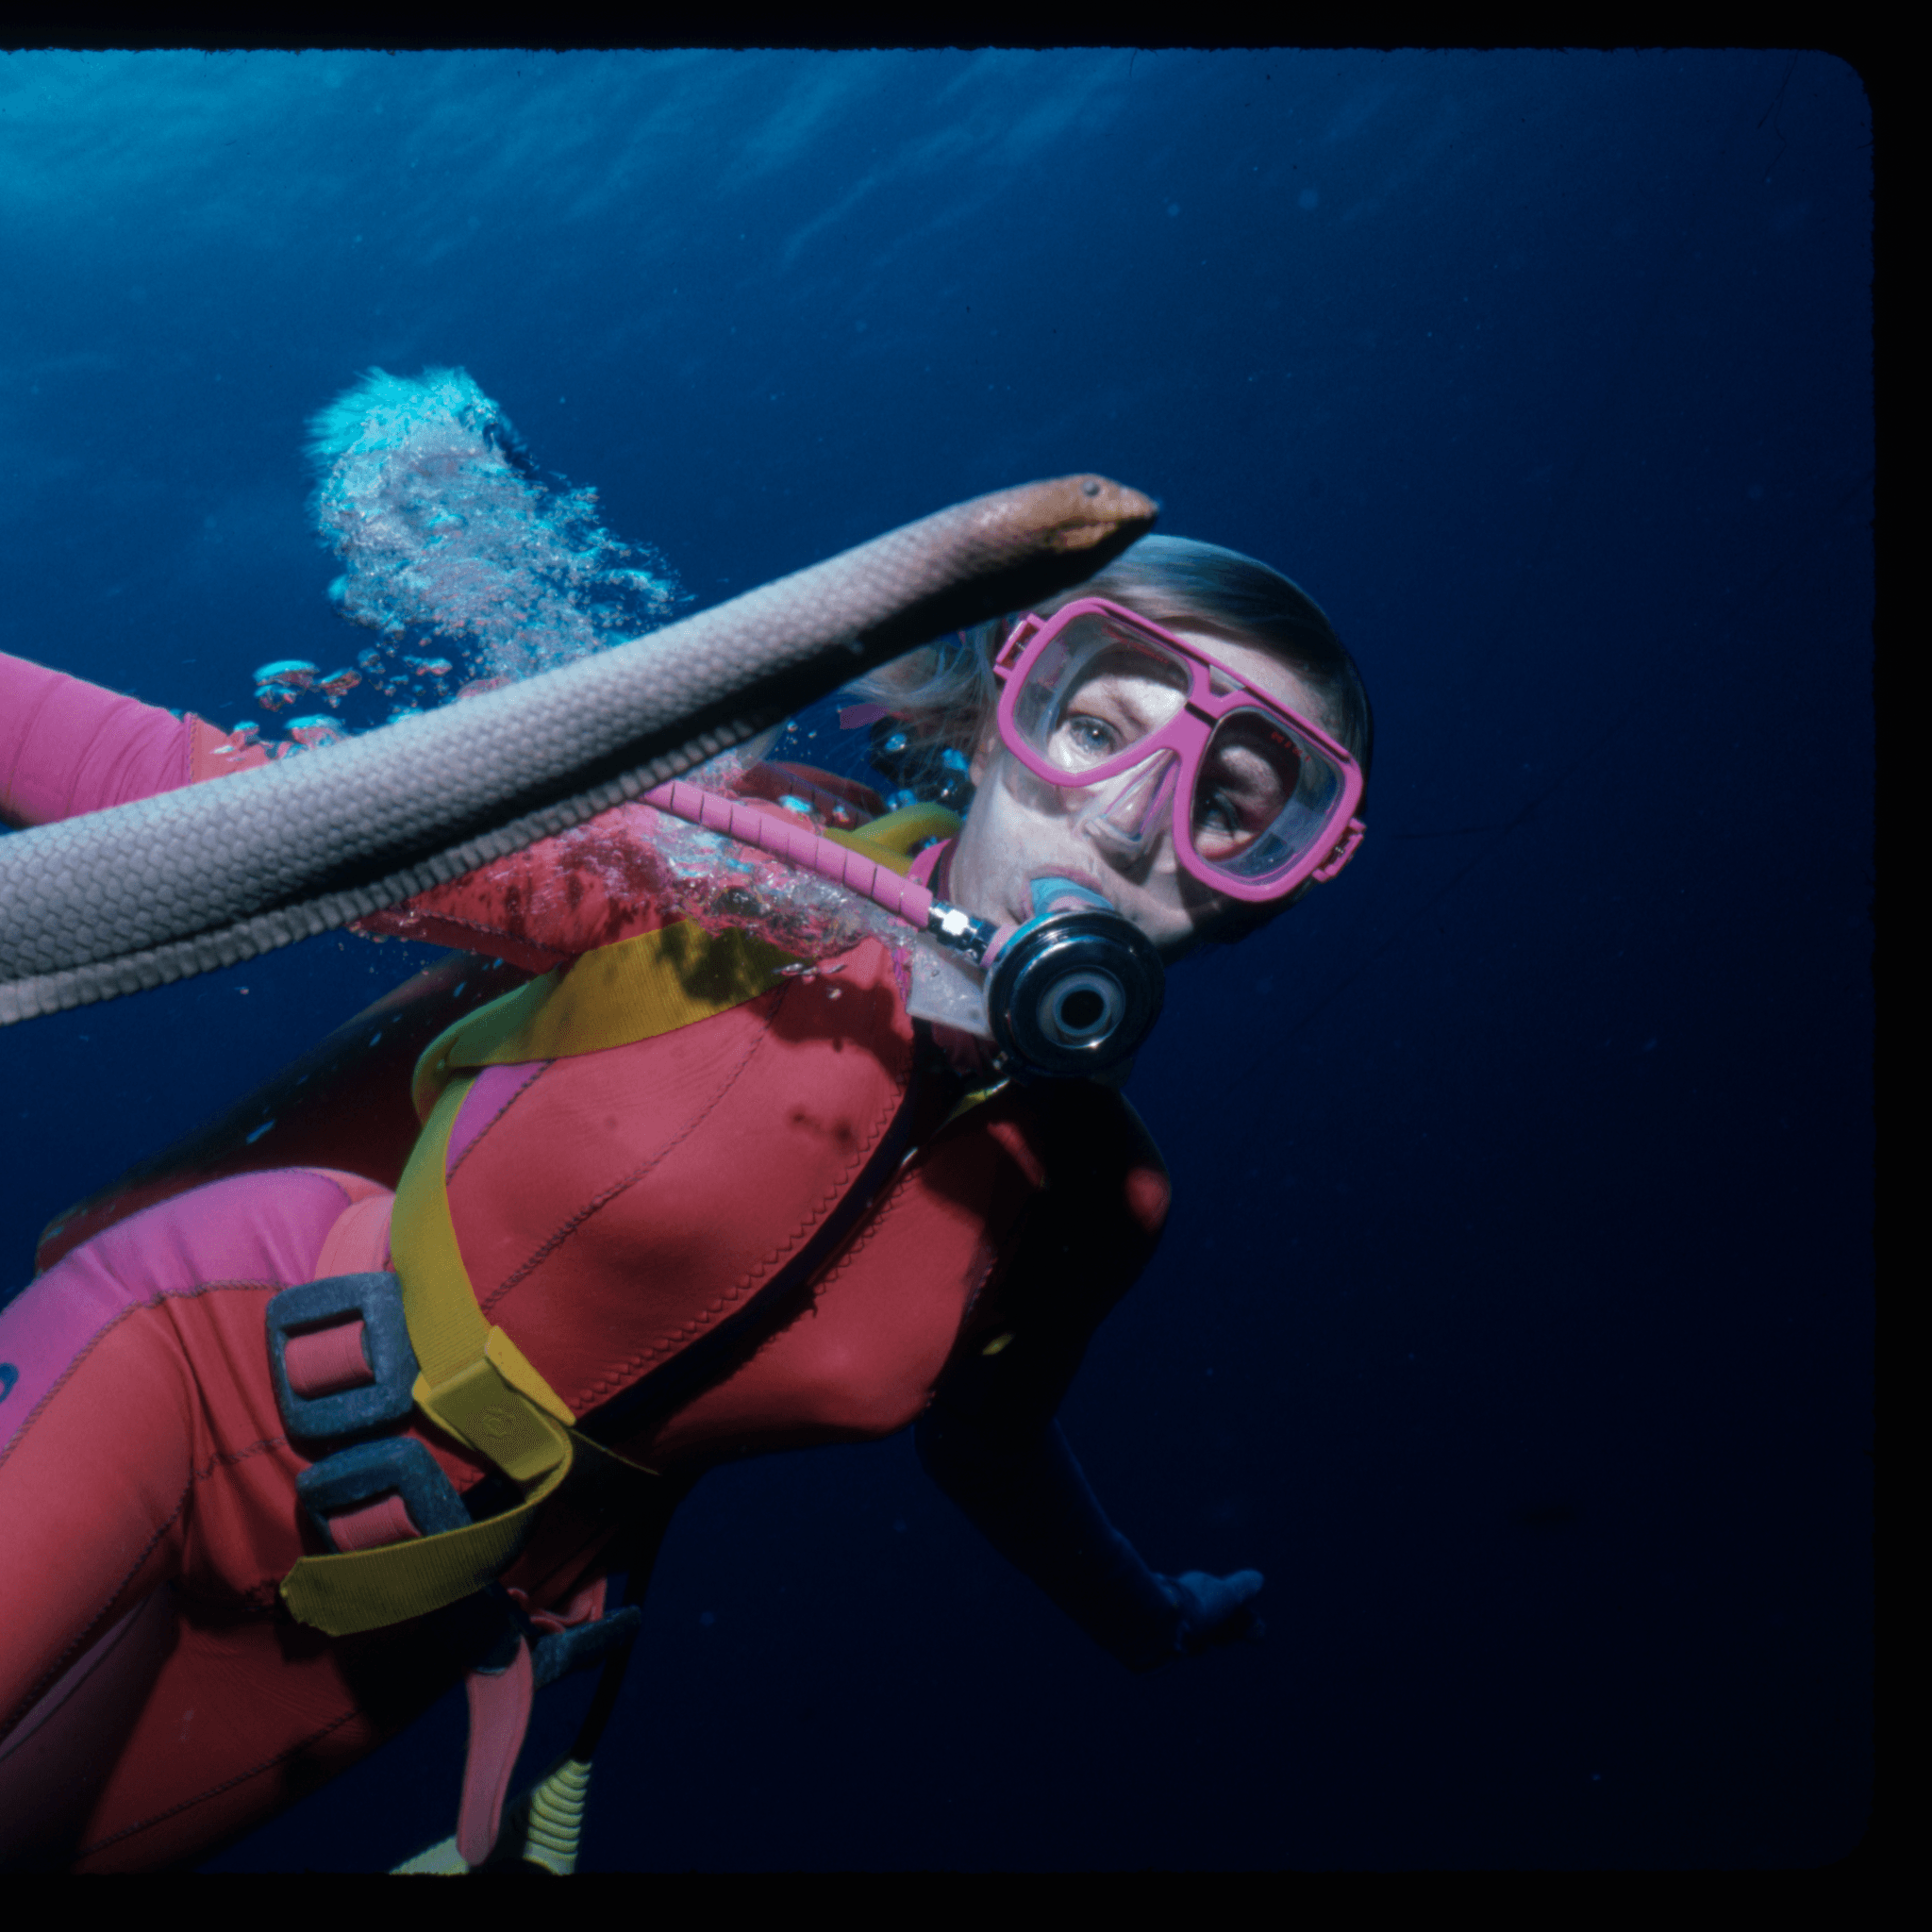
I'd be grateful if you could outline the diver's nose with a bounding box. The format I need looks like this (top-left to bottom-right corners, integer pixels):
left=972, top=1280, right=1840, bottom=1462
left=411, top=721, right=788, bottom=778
left=1077, top=749, right=1179, bottom=863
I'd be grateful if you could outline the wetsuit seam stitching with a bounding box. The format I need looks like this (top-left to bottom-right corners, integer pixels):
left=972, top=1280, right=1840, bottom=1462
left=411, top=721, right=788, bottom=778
left=473, top=984, right=791, bottom=1320
left=721, top=1120, right=920, bottom=1377
left=794, top=1127, right=917, bottom=1291
left=0, top=1484, right=193, bottom=1743
left=0, top=1430, right=295, bottom=1742
left=571, top=1029, right=913, bottom=1411
left=0, top=1278, right=282, bottom=1482
left=180, top=1435, right=295, bottom=1615
left=190, top=1433, right=288, bottom=1484
left=445, top=1061, right=550, bottom=1183
left=75, top=1703, right=366, bottom=1862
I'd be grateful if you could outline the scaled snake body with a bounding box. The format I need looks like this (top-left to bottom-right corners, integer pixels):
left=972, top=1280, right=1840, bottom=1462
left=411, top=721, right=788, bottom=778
left=0, top=476, right=1156, bottom=1024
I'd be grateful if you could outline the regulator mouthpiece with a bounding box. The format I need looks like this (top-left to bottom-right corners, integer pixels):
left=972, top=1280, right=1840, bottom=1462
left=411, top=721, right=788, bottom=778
left=983, top=906, right=1164, bottom=1079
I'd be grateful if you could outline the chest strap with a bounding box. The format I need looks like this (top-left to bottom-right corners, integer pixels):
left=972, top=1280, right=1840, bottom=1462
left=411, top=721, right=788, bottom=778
left=410, top=918, right=806, bottom=1122
left=279, top=917, right=805, bottom=1639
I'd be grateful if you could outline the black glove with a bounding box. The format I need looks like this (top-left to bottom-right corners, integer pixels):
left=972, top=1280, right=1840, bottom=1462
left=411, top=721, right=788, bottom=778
left=1155, top=1568, right=1266, bottom=1660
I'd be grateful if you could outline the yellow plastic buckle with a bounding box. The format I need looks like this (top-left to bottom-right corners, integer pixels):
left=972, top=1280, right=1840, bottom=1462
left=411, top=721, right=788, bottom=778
left=416, top=1352, right=570, bottom=1485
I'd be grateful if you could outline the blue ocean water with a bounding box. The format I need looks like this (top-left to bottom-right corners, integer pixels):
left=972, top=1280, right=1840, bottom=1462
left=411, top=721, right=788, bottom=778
left=0, top=49, right=1871, bottom=1870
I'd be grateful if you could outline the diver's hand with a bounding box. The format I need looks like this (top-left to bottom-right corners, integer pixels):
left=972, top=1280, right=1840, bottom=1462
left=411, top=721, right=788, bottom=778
left=1156, top=1568, right=1266, bottom=1659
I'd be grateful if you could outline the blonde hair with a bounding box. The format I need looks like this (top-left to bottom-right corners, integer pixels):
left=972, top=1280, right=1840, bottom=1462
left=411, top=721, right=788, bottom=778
left=850, top=534, right=1373, bottom=798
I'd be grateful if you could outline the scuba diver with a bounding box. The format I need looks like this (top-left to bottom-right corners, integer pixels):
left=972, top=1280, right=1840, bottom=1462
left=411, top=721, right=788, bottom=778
left=0, top=532, right=1371, bottom=1872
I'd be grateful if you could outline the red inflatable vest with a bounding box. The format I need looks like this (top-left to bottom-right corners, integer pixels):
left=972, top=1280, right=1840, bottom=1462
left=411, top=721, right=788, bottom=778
left=433, top=929, right=1051, bottom=1473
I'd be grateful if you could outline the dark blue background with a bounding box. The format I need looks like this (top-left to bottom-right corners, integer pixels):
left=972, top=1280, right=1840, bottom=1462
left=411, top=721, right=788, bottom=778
left=0, top=49, right=1871, bottom=1870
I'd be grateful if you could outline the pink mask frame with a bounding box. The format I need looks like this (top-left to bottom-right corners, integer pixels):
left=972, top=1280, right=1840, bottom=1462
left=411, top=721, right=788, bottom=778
left=991, top=597, right=1368, bottom=904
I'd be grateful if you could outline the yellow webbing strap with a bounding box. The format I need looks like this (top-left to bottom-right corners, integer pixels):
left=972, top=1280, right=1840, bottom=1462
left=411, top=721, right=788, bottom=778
left=284, top=917, right=805, bottom=1639
left=410, top=919, right=805, bottom=1123
left=279, top=1076, right=580, bottom=1636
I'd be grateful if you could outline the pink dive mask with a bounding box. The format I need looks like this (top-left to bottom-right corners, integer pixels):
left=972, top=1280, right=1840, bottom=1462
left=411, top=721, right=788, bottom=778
left=991, top=597, right=1366, bottom=904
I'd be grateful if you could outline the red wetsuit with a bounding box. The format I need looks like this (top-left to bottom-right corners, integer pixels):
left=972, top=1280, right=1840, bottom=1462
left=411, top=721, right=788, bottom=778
left=0, top=655, right=1175, bottom=1871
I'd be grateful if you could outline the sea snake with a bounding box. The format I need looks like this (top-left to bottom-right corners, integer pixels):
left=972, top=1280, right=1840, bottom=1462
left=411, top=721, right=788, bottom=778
left=0, top=476, right=1155, bottom=1024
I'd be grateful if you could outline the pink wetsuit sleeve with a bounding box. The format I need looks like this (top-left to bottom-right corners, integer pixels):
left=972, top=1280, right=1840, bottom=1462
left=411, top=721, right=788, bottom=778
left=0, top=650, right=268, bottom=828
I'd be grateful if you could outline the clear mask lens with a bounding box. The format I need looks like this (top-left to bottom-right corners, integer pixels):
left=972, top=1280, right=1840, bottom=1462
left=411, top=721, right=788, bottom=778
left=1009, top=614, right=1191, bottom=776
left=1010, top=612, right=1345, bottom=889
left=1192, top=707, right=1340, bottom=882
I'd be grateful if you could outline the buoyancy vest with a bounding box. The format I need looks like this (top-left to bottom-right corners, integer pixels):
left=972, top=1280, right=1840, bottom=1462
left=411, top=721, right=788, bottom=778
left=272, top=923, right=1052, bottom=1640
left=428, top=931, right=1046, bottom=1466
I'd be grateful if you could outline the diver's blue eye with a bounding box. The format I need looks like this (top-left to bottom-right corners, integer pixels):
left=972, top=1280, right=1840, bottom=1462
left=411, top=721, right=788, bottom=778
left=1053, top=711, right=1119, bottom=766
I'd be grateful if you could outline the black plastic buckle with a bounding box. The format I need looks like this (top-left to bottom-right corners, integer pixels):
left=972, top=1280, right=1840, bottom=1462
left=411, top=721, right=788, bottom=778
left=295, top=1436, right=472, bottom=1552
left=531, top=1605, right=644, bottom=1688
left=266, top=1271, right=420, bottom=1443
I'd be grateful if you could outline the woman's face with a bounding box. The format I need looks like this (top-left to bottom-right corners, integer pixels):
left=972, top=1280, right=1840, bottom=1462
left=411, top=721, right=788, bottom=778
left=947, top=620, right=1331, bottom=960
